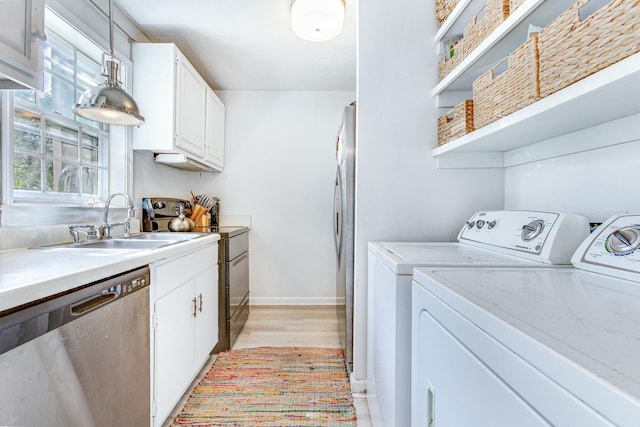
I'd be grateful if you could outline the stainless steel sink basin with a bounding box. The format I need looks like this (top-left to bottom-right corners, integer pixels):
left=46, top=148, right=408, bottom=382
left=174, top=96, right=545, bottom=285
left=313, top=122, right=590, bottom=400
left=72, top=239, right=175, bottom=249
left=122, top=232, right=203, bottom=242
left=32, top=232, right=207, bottom=250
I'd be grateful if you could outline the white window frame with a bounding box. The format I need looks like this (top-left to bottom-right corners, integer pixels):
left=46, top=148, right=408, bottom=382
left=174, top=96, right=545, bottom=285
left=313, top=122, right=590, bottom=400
left=0, top=4, right=133, bottom=225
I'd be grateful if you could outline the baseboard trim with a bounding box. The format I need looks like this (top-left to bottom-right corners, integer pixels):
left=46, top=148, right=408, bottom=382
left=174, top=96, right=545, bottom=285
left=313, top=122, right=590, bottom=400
left=250, top=296, right=345, bottom=306
left=350, top=373, right=367, bottom=393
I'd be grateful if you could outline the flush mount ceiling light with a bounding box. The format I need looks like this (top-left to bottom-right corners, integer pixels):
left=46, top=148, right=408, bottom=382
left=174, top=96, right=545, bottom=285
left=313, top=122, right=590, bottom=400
left=291, top=0, right=345, bottom=42
left=72, top=0, right=144, bottom=126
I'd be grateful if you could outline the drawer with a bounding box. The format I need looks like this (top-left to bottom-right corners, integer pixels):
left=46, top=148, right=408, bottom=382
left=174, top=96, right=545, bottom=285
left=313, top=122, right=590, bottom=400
left=152, top=244, right=217, bottom=300
left=226, top=232, right=248, bottom=261
left=228, top=251, right=249, bottom=306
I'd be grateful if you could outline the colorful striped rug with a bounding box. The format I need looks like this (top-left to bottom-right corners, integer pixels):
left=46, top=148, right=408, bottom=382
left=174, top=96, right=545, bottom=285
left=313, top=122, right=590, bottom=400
left=171, top=347, right=357, bottom=426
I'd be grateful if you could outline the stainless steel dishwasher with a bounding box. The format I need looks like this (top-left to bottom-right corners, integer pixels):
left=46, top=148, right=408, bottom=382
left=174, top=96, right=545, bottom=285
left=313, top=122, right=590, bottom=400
left=0, top=266, right=150, bottom=427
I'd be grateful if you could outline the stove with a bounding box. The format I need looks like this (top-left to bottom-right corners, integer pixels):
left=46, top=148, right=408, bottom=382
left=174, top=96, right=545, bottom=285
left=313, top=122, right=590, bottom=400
left=142, top=197, right=250, bottom=352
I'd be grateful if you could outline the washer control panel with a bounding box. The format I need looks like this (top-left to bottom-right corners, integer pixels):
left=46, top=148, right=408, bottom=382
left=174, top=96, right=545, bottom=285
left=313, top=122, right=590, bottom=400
left=573, top=214, right=640, bottom=279
left=458, top=210, right=590, bottom=264
left=459, top=211, right=560, bottom=254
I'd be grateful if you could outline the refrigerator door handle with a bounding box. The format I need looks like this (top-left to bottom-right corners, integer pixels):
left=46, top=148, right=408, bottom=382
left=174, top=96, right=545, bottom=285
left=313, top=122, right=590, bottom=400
left=333, top=168, right=343, bottom=263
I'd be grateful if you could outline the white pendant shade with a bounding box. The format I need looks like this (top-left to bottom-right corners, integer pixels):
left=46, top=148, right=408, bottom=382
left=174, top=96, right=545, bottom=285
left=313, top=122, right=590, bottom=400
left=291, top=0, right=345, bottom=42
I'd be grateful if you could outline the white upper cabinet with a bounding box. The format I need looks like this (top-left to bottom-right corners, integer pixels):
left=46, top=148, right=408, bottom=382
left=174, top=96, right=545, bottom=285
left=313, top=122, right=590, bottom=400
left=204, top=88, right=225, bottom=171
left=132, top=43, right=225, bottom=172
left=0, top=0, right=45, bottom=91
left=175, top=54, right=207, bottom=158
left=433, top=0, right=640, bottom=168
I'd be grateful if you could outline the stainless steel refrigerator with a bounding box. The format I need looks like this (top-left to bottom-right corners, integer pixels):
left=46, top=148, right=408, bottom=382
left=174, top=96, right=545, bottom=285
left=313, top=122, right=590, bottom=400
left=334, top=102, right=356, bottom=373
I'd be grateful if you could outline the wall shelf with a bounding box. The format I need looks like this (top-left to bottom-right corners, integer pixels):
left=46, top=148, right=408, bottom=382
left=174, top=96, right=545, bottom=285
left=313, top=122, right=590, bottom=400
left=433, top=52, right=640, bottom=168
left=433, top=0, right=574, bottom=97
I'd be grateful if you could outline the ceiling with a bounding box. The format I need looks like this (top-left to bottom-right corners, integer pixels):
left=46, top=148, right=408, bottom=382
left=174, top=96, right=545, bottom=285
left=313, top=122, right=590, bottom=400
left=115, top=0, right=357, bottom=92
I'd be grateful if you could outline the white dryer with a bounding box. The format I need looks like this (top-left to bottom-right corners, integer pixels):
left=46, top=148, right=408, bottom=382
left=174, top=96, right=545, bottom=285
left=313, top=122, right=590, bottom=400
left=367, top=210, right=590, bottom=427
left=411, top=213, right=640, bottom=426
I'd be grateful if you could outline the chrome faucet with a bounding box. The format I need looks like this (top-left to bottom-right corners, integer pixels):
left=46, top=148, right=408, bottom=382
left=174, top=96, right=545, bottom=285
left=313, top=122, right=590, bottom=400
left=69, top=224, right=98, bottom=245
left=101, top=192, right=135, bottom=239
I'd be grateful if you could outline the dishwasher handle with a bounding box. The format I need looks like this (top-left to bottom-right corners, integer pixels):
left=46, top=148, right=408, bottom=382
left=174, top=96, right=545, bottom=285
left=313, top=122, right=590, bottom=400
left=0, top=266, right=150, bottom=356
left=71, top=284, right=121, bottom=315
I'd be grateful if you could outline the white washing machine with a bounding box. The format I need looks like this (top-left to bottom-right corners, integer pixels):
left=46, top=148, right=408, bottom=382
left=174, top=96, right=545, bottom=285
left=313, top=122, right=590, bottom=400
left=366, top=210, right=590, bottom=427
left=411, top=213, right=640, bottom=427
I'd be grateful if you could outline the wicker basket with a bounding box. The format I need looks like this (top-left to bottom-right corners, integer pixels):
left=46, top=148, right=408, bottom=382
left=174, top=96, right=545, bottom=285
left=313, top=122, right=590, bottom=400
left=539, top=0, right=640, bottom=98
left=463, top=0, right=510, bottom=56
left=438, top=100, right=474, bottom=146
left=439, top=39, right=465, bottom=80
left=473, top=34, right=540, bottom=128
left=510, top=0, right=527, bottom=13
left=436, top=0, right=460, bottom=25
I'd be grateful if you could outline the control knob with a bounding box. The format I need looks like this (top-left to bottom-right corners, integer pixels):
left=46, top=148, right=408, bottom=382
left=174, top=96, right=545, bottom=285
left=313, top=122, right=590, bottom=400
left=521, top=220, right=545, bottom=241
left=606, top=226, right=640, bottom=255
left=466, top=221, right=475, bottom=229
left=476, top=220, right=486, bottom=229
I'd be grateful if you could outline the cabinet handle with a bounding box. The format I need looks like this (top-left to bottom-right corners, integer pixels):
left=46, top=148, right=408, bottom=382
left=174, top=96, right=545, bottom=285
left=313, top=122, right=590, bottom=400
left=32, top=30, right=47, bottom=42
left=198, top=293, right=203, bottom=312
left=192, top=297, right=197, bottom=317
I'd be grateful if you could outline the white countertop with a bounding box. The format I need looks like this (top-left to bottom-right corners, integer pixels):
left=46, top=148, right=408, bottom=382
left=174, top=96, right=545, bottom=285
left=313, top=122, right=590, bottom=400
left=0, top=233, right=220, bottom=313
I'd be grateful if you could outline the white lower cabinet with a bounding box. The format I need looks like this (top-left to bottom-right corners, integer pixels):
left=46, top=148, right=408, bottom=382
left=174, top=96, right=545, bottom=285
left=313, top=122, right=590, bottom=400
left=193, top=265, right=219, bottom=364
left=154, top=277, right=197, bottom=425
left=151, top=245, right=218, bottom=426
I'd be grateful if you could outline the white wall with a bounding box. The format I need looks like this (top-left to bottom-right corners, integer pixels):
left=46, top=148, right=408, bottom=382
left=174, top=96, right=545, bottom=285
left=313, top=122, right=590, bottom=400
left=192, top=90, right=356, bottom=305
left=505, top=113, right=640, bottom=221
left=132, top=150, right=199, bottom=204
left=354, top=0, right=505, bottom=385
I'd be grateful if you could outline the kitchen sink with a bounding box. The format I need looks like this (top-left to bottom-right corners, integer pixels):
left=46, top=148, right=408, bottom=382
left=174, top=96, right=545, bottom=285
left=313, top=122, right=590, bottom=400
left=122, top=232, right=204, bottom=241
left=33, top=232, right=207, bottom=250
left=71, top=239, right=175, bottom=249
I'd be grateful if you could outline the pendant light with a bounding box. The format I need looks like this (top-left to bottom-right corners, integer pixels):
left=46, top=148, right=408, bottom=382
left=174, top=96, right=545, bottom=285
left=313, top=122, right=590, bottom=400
left=291, top=0, right=345, bottom=42
left=73, top=0, right=144, bottom=126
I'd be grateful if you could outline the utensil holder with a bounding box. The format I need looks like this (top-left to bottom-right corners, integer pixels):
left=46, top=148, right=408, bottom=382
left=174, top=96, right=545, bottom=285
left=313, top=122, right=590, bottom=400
left=191, top=204, right=209, bottom=226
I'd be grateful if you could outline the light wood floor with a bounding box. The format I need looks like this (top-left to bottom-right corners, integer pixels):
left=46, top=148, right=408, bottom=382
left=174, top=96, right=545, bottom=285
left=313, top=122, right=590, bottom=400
left=232, top=305, right=343, bottom=349
left=164, top=305, right=371, bottom=426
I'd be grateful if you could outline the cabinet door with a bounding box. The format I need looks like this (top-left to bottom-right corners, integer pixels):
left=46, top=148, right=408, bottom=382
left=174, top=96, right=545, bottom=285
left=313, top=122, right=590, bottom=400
left=153, top=279, right=196, bottom=426
left=0, top=0, right=44, bottom=90
left=175, top=52, right=206, bottom=158
left=204, top=88, right=225, bottom=171
left=194, top=264, right=218, bottom=369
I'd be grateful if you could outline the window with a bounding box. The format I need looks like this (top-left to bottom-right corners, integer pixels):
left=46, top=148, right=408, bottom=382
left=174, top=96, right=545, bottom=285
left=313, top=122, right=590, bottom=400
left=0, top=7, right=132, bottom=217
left=3, top=8, right=130, bottom=208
